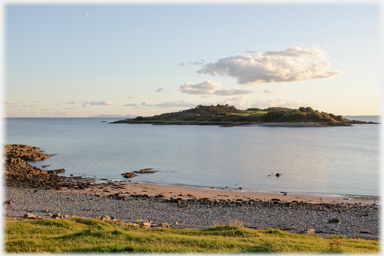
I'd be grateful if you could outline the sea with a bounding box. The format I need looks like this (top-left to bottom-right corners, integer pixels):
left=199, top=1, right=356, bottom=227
left=4, top=116, right=380, bottom=198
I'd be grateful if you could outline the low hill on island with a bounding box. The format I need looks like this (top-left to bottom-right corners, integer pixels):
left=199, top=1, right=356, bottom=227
left=109, top=104, right=375, bottom=127
left=132, top=105, right=347, bottom=123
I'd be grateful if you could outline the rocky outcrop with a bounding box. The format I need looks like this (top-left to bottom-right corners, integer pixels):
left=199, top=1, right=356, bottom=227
left=122, top=168, right=158, bottom=179
left=4, top=144, right=116, bottom=192
left=122, top=172, right=137, bottom=179
left=135, top=168, right=157, bottom=174
left=4, top=144, right=68, bottom=189
left=4, top=144, right=58, bottom=176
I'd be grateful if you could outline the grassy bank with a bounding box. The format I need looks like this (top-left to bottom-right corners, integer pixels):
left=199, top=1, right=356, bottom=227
left=5, top=217, right=379, bottom=253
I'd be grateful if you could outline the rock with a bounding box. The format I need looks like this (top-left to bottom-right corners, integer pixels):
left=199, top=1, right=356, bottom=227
left=46, top=213, right=52, bottom=216
left=52, top=213, right=62, bottom=218
left=161, top=223, right=170, bottom=228
left=121, top=172, right=137, bottom=179
left=23, top=213, right=41, bottom=219
left=100, top=215, right=111, bottom=222
left=307, top=229, right=315, bottom=235
left=135, top=168, right=157, bottom=174
left=276, top=173, right=281, bottom=177
left=140, top=221, right=151, bottom=229
left=328, top=218, right=341, bottom=224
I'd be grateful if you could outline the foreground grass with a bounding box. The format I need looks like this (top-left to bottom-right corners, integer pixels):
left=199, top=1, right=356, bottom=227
left=5, top=218, right=380, bottom=253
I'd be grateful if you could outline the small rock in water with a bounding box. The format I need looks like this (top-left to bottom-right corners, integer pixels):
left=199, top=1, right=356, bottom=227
left=276, top=173, right=281, bottom=177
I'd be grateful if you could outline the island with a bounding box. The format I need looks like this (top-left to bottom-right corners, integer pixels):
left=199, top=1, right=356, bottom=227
left=110, top=105, right=377, bottom=127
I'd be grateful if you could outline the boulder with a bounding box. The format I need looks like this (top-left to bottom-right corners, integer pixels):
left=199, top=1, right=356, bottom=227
left=100, top=215, right=111, bottom=222
left=161, top=223, right=170, bottom=228
left=23, top=213, right=41, bottom=219
left=52, top=213, right=62, bottom=218
left=140, top=221, right=151, bottom=229
left=307, top=229, right=315, bottom=235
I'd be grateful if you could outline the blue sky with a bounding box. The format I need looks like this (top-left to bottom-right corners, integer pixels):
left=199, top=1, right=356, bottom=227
left=4, top=3, right=381, bottom=117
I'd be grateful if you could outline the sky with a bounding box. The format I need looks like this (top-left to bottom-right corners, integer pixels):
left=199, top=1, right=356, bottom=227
left=3, top=1, right=382, bottom=117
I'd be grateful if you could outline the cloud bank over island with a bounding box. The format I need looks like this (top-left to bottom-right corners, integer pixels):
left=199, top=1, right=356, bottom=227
left=250, top=98, right=312, bottom=109
left=198, top=47, right=343, bottom=84
left=180, top=80, right=254, bottom=96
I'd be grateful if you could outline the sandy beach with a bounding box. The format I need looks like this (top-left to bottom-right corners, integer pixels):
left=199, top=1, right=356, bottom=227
left=59, top=179, right=379, bottom=205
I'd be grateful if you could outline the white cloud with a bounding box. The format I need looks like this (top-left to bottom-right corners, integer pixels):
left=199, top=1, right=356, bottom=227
left=5, top=100, right=17, bottom=107
left=66, top=101, right=78, bottom=104
left=139, top=99, right=198, bottom=109
left=250, top=98, right=311, bottom=109
left=155, top=99, right=197, bottom=108
left=218, top=96, right=249, bottom=109
left=198, top=47, right=343, bottom=84
left=123, top=103, right=139, bottom=107
left=264, top=47, right=326, bottom=59
left=180, top=80, right=254, bottom=96
left=189, top=59, right=205, bottom=66
left=82, top=101, right=112, bottom=107
left=128, top=96, right=136, bottom=99
left=263, top=89, right=286, bottom=94
left=30, top=110, right=39, bottom=116
left=155, top=87, right=163, bottom=92
left=52, top=111, right=71, bottom=117
left=141, top=101, right=152, bottom=107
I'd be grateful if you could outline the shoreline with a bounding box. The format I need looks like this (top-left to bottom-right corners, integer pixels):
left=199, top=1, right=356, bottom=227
left=110, top=120, right=378, bottom=127
left=4, top=143, right=379, bottom=206
left=4, top=143, right=380, bottom=239
left=54, top=177, right=380, bottom=206
left=5, top=183, right=380, bottom=240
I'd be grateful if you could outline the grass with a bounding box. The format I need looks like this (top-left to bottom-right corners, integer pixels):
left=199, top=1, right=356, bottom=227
left=233, top=110, right=268, bottom=117
left=5, top=217, right=380, bottom=253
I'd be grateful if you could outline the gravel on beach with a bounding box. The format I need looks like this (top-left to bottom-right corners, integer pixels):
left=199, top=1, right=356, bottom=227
left=5, top=186, right=380, bottom=240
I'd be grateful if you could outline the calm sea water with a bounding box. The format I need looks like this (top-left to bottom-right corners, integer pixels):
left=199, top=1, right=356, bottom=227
left=4, top=117, right=380, bottom=197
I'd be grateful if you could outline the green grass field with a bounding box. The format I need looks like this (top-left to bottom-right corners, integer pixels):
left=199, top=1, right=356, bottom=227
left=5, top=217, right=380, bottom=253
